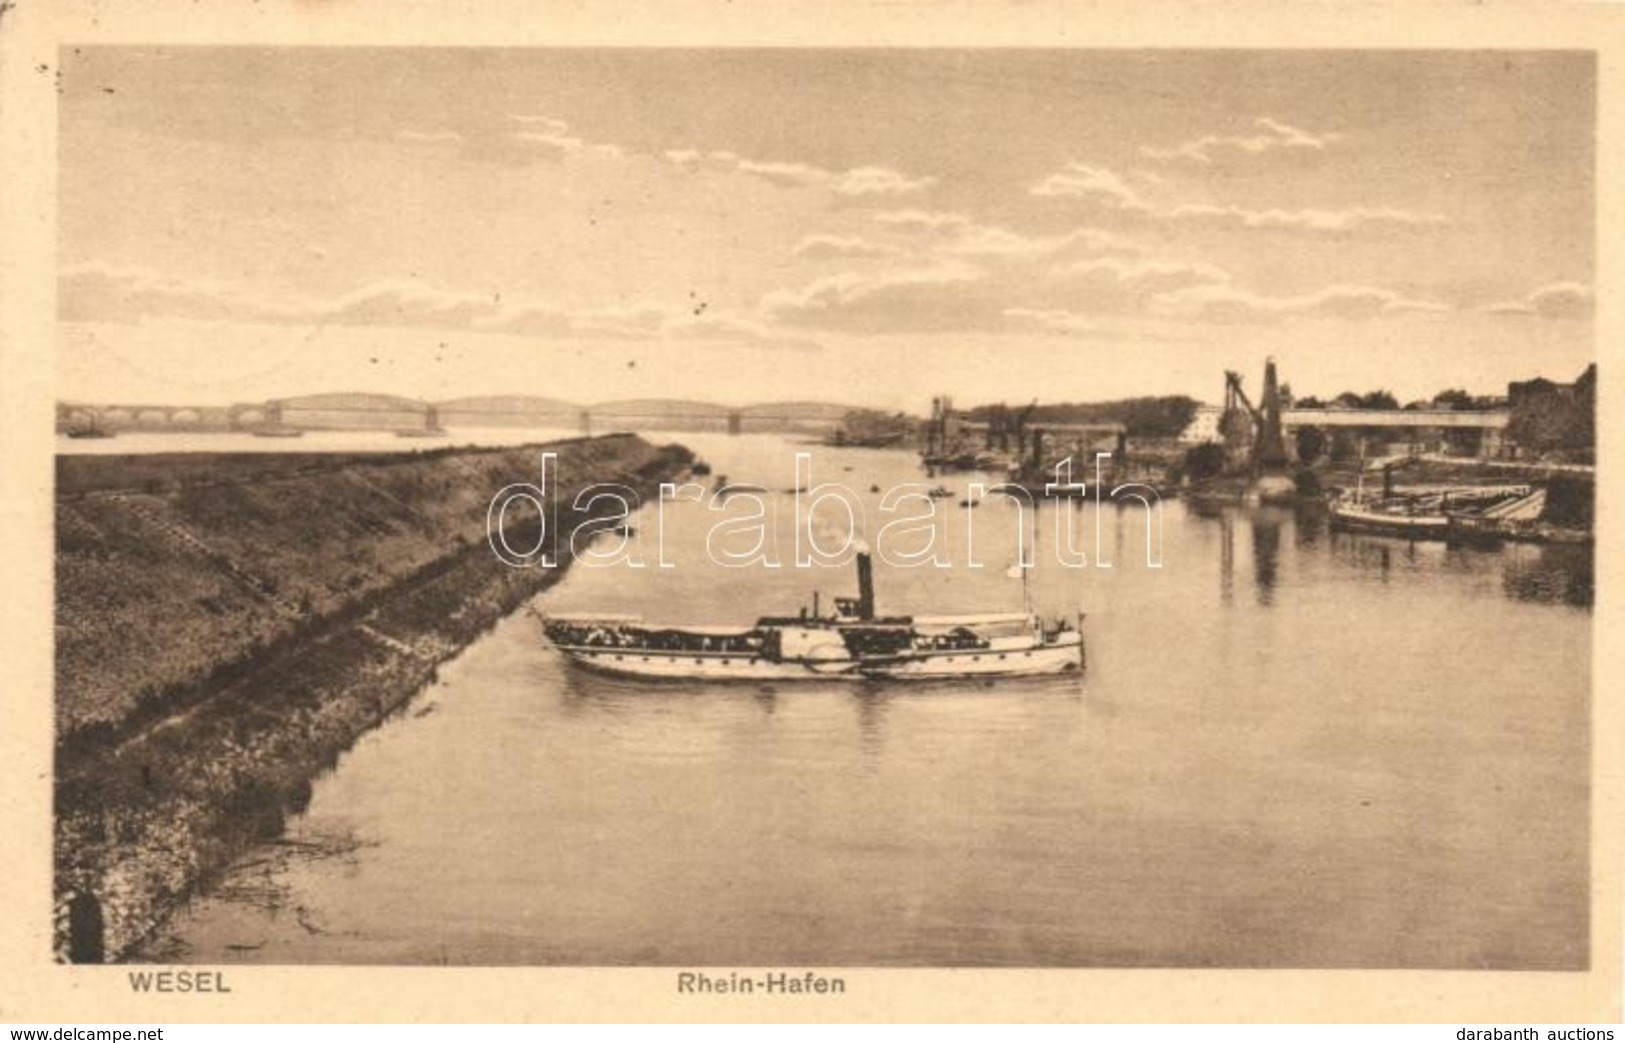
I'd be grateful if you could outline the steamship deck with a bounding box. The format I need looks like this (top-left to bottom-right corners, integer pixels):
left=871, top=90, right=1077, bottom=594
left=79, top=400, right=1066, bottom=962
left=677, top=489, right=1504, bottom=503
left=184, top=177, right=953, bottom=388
left=539, top=554, right=1084, bottom=681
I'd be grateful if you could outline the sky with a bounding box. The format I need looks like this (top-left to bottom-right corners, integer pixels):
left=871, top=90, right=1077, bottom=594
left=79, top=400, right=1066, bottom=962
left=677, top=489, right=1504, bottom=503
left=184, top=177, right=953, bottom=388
left=57, top=48, right=1595, bottom=409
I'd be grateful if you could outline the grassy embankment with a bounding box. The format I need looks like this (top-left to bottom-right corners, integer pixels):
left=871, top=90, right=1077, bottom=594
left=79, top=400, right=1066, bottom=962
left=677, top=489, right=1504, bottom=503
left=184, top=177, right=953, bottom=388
left=53, top=434, right=693, bottom=960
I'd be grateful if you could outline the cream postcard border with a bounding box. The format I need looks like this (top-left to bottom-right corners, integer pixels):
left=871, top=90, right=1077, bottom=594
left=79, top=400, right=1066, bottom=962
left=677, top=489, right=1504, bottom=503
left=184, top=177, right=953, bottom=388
left=0, top=0, right=1619, bottom=1023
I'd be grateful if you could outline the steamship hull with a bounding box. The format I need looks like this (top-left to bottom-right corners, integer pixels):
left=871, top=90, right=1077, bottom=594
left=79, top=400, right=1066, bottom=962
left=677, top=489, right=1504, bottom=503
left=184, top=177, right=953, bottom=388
left=548, top=645, right=860, bottom=681
left=538, top=552, right=1085, bottom=682
left=548, top=630, right=1084, bottom=681
left=541, top=611, right=1085, bottom=682
left=858, top=632, right=1083, bottom=678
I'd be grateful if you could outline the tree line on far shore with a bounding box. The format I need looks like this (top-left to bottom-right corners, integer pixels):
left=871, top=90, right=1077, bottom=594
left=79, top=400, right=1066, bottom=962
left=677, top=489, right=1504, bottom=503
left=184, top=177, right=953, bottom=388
left=964, top=396, right=1200, bottom=440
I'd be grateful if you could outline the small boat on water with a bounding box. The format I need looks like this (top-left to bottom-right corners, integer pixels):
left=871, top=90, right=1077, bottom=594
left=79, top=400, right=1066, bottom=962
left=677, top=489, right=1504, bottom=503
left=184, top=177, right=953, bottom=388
left=252, top=425, right=305, bottom=439
left=540, top=552, right=1084, bottom=681
left=1329, top=484, right=1541, bottom=542
left=1327, top=497, right=1452, bottom=540
left=1443, top=487, right=1591, bottom=546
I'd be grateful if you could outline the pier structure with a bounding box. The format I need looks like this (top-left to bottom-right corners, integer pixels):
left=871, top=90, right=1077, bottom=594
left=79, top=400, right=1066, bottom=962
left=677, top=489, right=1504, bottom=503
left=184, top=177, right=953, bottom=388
left=1281, top=407, right=1511, bottom=459
left=1214, top=364, right=1513, bottom=466
left=58, top=401, right=229, bottom=432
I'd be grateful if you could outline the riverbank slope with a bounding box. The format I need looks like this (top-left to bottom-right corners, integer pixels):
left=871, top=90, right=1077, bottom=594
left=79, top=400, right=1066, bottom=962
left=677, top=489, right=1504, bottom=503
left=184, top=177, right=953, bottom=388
left=54, top=434, right=693, bottom=960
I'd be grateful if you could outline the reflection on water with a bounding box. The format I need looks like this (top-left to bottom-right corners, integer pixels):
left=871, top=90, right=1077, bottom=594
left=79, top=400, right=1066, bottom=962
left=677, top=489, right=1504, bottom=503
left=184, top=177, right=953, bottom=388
left=1206, top=501, right=1593, bottom=611
left=1250, top=509, right=1283, bottom=605
left=146, top=434, right=1592, bottom=969
left=1502, top=545, right=1595, bottom=607
left=1321, top=527, right=1594, bottom=610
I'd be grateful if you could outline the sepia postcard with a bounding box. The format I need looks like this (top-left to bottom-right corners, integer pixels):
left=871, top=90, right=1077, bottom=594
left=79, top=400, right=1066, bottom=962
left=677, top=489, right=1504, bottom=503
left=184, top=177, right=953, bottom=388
left=1, top=0, right=1621, bottom=1025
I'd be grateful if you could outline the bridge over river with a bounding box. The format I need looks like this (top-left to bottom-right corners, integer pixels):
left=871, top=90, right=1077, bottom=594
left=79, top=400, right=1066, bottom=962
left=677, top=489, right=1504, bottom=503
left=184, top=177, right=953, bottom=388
left=58, top=394, right=859, bottom=436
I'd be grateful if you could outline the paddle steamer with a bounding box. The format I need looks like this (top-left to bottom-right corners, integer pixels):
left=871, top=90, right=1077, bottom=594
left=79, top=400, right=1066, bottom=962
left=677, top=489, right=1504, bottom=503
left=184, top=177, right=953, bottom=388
left=541, top=552, right=1083, bottom=681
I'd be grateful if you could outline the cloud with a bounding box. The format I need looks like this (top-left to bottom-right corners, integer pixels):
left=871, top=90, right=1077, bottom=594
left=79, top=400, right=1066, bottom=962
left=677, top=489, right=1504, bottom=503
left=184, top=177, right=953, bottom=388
left=663, top=313, right=822, bottom=352
left=1028, top=160, right=1448, bottom=235
left=767, top=197, right=1213, bottom=332
left=761, top=262, right=999, bottom=332
left=665, top=150, right=934, bottom=197
left=1029, top=164, right=1150, bottom=211
left=511, top=130, right=586, bottom=158
left=735, top=158, right=832, bottom=189
left=1164, top=203, right=1447, bottom=233
left=380, top=114, right=617, bottom=163
left=662, top=148, right=724, bottom=168
left=1141, top=117, right=1343, bottom=165
left=59, top=265, right=817, bottom=349
left=1053, top=257, right=1230, bottom=303
left=666, top=149, right=822, bottom=186
left=60, top=266, right=525, bottom=331
left=508, top=115, right=624, bottom=159
left=759, top=242, right=1220, bottom=333
left=484, top=300, right=819, bottom=349
left=868, top=210, right=1143, bottom=261
left=388, top=115, right=630, bottom=165
left=792, top=235, right=904, bottom=260
left=772, top=217, right=1220, bottom=332
left=833, top=166, right=938, bottom=196
left=1001, top=307, right=1198, bottom=343
left=480, top=301, right=662, bottom=339
left=1151, top=282, right=1449, bottom=323
left=506, top=114, right=571, bottom=133
left=1002, top=307, right=1111, bottom=336
left=1485, top=281, right=1593, bottom=320
left=1057, top=256, right=1229, bottom=288
left=60, top=264, right=288, bottom=325
left=759, top=247, right=1453, bottom=333
left=871, top=210, right=973, bottom=232
left=944, top=225, right=1142, bottom=260
left=323, top=280, right=508, bottom=328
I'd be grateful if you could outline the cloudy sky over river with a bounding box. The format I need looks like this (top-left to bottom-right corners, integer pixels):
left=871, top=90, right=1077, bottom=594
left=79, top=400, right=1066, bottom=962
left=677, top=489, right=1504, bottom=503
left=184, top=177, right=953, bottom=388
left=59, top=49, right=1591, bottom=407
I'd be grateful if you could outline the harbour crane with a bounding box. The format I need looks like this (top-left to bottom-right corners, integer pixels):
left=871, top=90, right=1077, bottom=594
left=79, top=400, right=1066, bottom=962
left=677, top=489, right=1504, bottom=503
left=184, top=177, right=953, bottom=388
left=1223, top=361, right=1290, bottom=475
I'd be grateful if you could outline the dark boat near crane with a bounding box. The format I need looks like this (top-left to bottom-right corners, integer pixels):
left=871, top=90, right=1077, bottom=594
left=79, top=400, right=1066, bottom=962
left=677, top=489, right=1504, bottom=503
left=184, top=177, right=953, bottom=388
left=1327, top=455, right=1555, bottom=542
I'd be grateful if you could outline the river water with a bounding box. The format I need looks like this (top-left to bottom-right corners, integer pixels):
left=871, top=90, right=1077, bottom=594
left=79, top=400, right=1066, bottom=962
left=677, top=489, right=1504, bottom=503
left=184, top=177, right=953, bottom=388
left=135, top=432, right=1591, bottom=968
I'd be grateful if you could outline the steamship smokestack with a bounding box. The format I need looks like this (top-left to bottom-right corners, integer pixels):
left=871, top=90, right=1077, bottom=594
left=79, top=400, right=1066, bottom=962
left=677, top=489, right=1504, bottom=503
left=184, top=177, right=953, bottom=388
left=855, top=551, right=875, bottom=620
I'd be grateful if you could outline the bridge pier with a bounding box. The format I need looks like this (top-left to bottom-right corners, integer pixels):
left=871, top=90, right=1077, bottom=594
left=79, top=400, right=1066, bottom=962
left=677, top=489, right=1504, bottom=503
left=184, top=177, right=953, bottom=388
left=57, top=404, right=101, bottom=434
left=727, top=411, right=742, bottom=436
